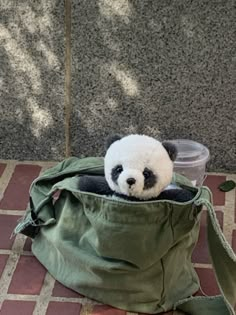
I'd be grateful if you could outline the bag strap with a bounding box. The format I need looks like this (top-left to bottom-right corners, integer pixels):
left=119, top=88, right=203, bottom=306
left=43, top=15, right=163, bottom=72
left=175, top=186, right=236, bottom=315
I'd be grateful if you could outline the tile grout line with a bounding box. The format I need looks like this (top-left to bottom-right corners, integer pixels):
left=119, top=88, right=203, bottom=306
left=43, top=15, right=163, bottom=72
left=223, top=174, right=236, bottom=244
left=0, top=234, right=27, bottom=310
left=80, top=303, right=94, bottom=315
left=50, top=297, right=101, bottom=305
left=2, top=295, right=39, bottom=301
left=193, top=263, right=213, bottom=269
left=0, top=160, right=57, bottom=167
left=0, top=249, right=33, bottom=256
left=0, top=210, right=28, bottom=215
left=205, top=172, right=236, bottom=176
left=32, top=272, right=56, bottom=315
left=4, top=294, right=102, bottom=305
left=0, top=161, right=16, bottom=202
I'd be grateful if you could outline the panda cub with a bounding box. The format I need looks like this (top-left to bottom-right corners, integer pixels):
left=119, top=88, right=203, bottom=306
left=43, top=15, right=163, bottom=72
left=79, top=134, right=195, bottom=202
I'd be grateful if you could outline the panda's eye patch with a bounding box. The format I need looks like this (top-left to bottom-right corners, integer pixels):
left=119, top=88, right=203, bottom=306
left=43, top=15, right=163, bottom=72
left=111, top=165, right=123, bottom=184
left=143, top=168, right=152, bottom=179
left=114, top=165, right=123, bottom=173
left=143, top=168, right=157, bottom=190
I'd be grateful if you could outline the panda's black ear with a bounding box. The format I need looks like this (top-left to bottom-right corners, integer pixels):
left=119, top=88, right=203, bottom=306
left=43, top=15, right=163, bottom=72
left=106, top=134, right=122, bottom=150
left=162, top=142, right=177, bottom=161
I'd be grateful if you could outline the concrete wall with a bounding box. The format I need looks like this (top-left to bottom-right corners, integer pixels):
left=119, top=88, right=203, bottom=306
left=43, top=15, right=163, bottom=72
left=0, top=1, right=65, bottom=160
left=0, top=1, right=235, bottom=171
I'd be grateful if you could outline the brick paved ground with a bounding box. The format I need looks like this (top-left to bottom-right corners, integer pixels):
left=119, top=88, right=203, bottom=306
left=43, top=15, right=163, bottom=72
left=0, top=160, right=235, bottom=315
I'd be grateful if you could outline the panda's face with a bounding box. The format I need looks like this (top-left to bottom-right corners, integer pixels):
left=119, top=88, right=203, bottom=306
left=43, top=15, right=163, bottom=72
left=104, top=135, right=175, bottom=200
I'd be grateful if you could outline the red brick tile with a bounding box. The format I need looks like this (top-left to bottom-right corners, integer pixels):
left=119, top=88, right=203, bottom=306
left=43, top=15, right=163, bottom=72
left=92, top=305, right=125, bottom=315
left=0, top=215, right=21, bottom=249
left=0, top=300, right=36, bottom=315
left=0, top=164, right=41, bottom=210
left=0, top=163, right=6, bottom=177
left=8, top=256, right=46, bottom=295
left=23, top=238, right=32, bottom=252
left=192, top=210, right=223, bottom=264
left=203, top=175, right=226, bottom=206
left=232, top=230, right=236, bottom=252
left=0, top=254, right=8, bottom=277
left=52, top=280, right=84, bottom=298
left=195, top=268, right=220, bottom=296
left=46, top=302, right=81, bottom=315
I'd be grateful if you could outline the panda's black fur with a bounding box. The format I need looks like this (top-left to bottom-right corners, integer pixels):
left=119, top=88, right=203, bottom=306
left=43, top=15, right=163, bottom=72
left=79, top=175, right=195, bottom=202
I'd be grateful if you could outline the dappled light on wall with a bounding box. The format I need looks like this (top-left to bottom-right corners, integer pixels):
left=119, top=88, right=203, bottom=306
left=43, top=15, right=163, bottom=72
left=106, top=97, right=119, bottom=110
left=80, top=96, right=119, bottom=136
left=27, top=98, right=53, bottom=138
left=106, top=62, right=140, bottom=97
left=18, top=4, right=53, bottom=34
left=36, top=40, right=60, bottom=70
left=98, top=24, right=121, bottom=53
left=0, top=1, right=65, bottom=160
left=0, top=24, right=42, bottom=94
left=98, top=0, right=132, bottom=24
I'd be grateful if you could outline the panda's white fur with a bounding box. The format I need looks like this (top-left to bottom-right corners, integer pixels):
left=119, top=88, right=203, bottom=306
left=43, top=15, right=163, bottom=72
left=104, top=134, right=174, bottom=200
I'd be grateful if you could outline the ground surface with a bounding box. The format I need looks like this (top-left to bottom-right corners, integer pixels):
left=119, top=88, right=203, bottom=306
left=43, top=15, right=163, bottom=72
left=0, top=160, right=235, bottom=315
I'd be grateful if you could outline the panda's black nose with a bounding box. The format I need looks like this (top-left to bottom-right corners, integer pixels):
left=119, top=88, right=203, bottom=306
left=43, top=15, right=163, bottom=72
left=127, top=178, right=136, bottom=186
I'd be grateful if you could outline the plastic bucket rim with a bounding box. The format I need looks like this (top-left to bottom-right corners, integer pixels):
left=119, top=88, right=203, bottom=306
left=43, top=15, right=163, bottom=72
left=169, top=139, right=210, bottom=167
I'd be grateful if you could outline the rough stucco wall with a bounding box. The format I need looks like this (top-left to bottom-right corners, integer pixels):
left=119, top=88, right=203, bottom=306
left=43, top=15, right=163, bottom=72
left=0, top=0, right=235, bottom=171
left=71, top=0, right=236, bottom=171
left=0, top=1, right=65, bottom=160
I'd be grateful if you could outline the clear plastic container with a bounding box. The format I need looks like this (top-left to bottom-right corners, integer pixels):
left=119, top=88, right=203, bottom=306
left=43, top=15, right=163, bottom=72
left=169, top=139, right=210, bottom=186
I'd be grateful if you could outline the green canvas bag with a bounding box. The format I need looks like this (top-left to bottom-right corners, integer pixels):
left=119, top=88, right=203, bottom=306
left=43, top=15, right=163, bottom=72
left=14, top=157, right=236, bottom=315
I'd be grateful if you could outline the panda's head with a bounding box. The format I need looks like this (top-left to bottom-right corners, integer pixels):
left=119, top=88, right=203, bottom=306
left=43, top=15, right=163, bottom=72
left=104, top=134, right=177, bottom=200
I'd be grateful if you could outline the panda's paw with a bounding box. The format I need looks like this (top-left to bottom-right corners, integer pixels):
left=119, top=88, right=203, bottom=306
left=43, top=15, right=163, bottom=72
left=79, top=175, right=113, bottom=195
left=158, top=189, right=196, bottom=202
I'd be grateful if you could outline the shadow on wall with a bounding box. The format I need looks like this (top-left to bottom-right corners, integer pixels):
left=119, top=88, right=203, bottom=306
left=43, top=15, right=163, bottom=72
left=72, top=0, right=235, bottom=171
left=0, top=1, right=65, bottom=160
